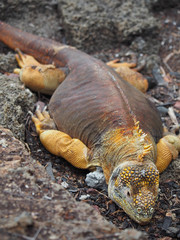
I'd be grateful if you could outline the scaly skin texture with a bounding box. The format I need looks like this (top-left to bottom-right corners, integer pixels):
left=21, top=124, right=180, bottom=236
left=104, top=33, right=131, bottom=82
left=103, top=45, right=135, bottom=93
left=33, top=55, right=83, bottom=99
left=1, top=21, right=177, bottom=224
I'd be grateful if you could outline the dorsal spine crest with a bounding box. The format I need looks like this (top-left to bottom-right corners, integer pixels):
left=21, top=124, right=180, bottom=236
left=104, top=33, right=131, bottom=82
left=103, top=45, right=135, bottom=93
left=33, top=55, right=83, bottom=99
left=133, top=120, right=152, bottom=161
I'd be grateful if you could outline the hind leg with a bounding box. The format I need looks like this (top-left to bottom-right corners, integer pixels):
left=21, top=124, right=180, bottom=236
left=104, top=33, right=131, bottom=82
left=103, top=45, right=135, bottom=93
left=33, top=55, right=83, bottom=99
left=32, top=107, right=93, bottom=169
left=14, top=49, right=66, bottom=95
left=107, top=57, right=148, bottom=93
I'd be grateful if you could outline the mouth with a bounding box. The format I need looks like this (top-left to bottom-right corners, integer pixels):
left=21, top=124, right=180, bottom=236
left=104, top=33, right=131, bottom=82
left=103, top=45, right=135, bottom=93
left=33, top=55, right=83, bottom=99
left=129, top=209, right=154, bottom=224
left=111, top=188, right=154, bottom=224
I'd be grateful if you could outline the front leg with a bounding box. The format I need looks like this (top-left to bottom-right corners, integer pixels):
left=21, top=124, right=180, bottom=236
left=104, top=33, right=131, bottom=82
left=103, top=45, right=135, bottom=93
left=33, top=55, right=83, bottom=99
left=14, top=49, right=66, bottom=95
left=156, top=134, right=180, bottom=173
left=32, top=107, right=92, bottom=169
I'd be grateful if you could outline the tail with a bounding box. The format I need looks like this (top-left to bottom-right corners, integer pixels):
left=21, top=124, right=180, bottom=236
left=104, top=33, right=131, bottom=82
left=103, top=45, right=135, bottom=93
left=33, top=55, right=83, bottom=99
left=0, top=21, right=76, bottom=67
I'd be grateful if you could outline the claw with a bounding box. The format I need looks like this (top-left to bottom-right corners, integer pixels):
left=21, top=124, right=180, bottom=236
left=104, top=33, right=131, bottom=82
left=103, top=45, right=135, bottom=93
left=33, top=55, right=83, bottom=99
left=106, top=59, right=120, bottom=66
left=14, top=68, right=21, bottom=74
left=35, top=105, right=45, bottom=121
left=32, top=105, right=57, bottom=135
left=107, top=59, right=137, bottom=69
left=28, top=110, right=33, bottom=117
left=31, top=115, right=43, bottom=135
left=15, top=48, right=40, bottom=68
left=42, top=106, right=50, bottom=119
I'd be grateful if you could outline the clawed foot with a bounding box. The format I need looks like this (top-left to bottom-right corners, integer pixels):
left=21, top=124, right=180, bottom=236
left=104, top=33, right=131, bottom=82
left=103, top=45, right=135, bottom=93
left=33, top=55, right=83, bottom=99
left=31, top=105, right=57, bottom=135
left=156, top=134, right=180, bottom=173
left=107, top=54, right=148, bottom=93
left=107, top=52, right=139, bottom=70
left=15, top=48, right=41, bottom=69
left=14, top=49, right=66, bottom=95
left=107, top=59, right=137, bottom=70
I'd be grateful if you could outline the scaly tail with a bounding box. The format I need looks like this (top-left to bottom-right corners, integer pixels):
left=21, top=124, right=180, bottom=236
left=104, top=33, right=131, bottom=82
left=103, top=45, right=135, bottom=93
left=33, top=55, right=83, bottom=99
left=0, top=21, right=79, bottom=67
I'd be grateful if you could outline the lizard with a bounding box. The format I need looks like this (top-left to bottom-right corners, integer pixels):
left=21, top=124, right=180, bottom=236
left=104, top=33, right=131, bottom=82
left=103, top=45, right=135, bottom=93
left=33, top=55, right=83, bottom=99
left=0, top=21, right=179, bottom=224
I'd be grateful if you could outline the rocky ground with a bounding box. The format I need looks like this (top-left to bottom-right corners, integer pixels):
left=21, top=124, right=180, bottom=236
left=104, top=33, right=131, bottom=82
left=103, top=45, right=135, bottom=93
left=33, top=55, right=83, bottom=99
left=0, top=0, right=180, bottom=239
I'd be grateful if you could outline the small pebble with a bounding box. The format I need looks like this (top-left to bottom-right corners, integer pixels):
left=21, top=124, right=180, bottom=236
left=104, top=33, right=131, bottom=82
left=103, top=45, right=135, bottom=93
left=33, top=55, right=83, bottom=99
left=108, top=202, right=116, bottom=213
left=61, top=181, right=69, bottom=189
left=68, top=188, right=78, bottom=193
left=85, top=167, right=106, bottom=189
left=164, top=19, right=170, bottom=24
left=43, top=195, right=52, bottom=200
left=165, top=227, right=180, bottom=238
left=122, top=221, right=130, bottom=229
left=157, top=106, right=168, bottom=116
left=152, top=66, right=167, bottom=86
left=79, top=194, right=90, bottom=200
left=162, top=216, right=172, bottom=230
left=61, top=177, right=68, bottom=182
left=45, top=162, right=55, bottom=181
left=160, top=202, right=169, bottom=210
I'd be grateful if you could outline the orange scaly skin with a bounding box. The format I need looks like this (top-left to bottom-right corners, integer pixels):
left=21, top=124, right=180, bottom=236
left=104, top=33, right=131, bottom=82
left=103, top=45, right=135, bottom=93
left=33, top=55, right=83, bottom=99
left=0, top=21, right=180, bottom=224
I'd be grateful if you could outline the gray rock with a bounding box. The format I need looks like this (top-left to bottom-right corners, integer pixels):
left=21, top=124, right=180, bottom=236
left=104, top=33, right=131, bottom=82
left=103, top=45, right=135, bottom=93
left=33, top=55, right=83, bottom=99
left=58, top=0, right=160, bottom=52
left=85, top=167, right=107, bottom=190
left=165, top=226, right=180, bottom=238
left=157, top=106, right=168, bottom=116
left=150, top=0, right=180, bottom=9
left=0, top=126, right=121, bottom=239
left=0, top=0, right=63, bottom=41
left=0, top=0, right=163, bottom=56
left=0, top=52, right=17, bottom=73
left=0, top=72, right=36, bottom=141
left=162, top=216, right=172, bottom=230
left=0, top=127, right=149, bottom=239
left=144, top=54, right=161, bottom=74
left=118, top=228, right=148, bottom=240
left=3, top=212, right=34, bottom=229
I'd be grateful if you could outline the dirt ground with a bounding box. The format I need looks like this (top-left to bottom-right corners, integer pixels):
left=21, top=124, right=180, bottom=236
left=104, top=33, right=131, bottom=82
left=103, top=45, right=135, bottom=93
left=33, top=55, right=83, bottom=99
left=0, top=1, right=180, bottom=239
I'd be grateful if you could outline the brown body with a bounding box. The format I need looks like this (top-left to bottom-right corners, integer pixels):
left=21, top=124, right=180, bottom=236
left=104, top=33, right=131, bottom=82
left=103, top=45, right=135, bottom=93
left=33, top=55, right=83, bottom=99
left=0, top=22, right=163, bottom=149
left=50, top=55, right=163, bottom=149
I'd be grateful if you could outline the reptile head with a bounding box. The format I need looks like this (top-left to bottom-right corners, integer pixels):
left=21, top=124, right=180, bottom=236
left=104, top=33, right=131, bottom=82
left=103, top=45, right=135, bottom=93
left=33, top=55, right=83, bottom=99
left=108, top=161, right=159, bottom=224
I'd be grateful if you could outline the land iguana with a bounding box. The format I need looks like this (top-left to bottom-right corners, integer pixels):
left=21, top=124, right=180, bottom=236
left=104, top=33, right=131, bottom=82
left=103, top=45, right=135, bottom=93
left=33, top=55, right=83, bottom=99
left=0, top=21, right=179, bottom=224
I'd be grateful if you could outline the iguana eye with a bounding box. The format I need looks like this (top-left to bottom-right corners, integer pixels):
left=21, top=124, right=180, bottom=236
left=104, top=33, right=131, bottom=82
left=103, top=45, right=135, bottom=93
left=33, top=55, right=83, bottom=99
left=137, top=207, right=142, bottom=213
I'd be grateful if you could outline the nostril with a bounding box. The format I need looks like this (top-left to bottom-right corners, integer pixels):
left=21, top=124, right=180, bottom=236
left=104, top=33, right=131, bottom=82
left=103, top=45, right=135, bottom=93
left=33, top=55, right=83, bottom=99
left=127, top=191, right=131, bottom=197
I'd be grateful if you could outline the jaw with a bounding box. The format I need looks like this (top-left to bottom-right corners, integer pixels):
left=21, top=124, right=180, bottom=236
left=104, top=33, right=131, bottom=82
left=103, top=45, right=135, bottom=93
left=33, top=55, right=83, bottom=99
left=108, top=185, right=154, bottom=224
left=123, top=205, right=153, bottom=224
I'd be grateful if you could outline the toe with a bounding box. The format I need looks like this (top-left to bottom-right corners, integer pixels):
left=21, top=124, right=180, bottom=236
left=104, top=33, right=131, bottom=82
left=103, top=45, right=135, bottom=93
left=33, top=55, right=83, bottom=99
left=42, top=106, right=50, bottom=119
left=35, top=105, right=45, bottom=121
